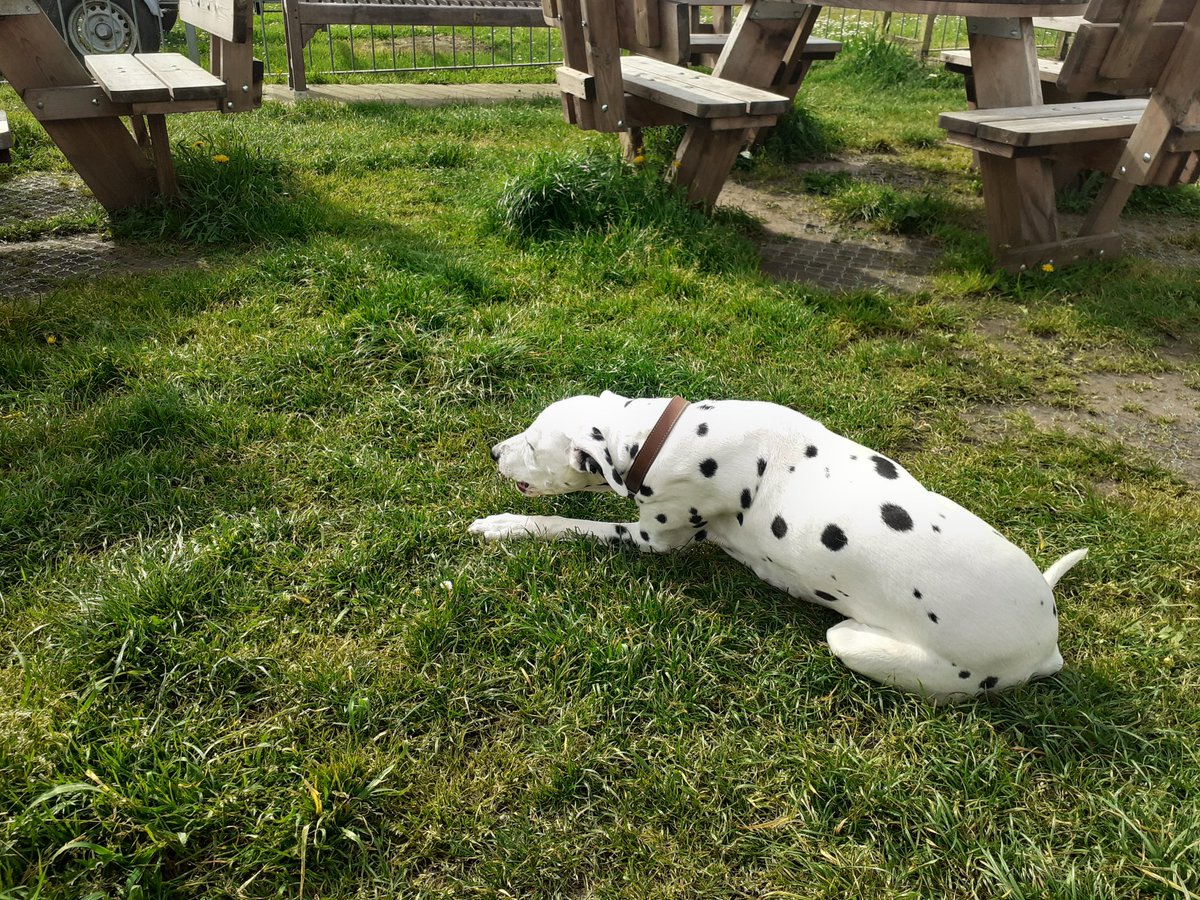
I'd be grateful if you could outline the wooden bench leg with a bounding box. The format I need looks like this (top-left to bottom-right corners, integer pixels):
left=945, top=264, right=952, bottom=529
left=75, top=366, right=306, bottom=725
left=966, top=17, right=1061, bottom=261
left=673, top=0, right=820, bottom=207
left=145, top=114, right=181, bottom=201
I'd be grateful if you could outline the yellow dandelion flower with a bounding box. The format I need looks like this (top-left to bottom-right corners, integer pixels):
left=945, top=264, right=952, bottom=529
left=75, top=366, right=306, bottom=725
left=46, top=334, right=57, bottom=345
left=212, top=154, right=230, bottom=164
left=632, top=155, right=646, bottom=166
left=193, top=140, right=206, bottom=148
left=1041, top=263, right=1055, bottom=272
left=671, top=159, right=682, bottom=169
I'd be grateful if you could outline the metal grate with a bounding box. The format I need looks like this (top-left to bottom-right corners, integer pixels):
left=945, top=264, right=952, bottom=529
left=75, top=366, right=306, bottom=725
left=1, top=174, right=194, bottom=297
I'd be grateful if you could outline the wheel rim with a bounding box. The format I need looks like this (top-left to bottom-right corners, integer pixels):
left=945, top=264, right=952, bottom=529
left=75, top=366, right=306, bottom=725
left=66, top=0, right=138, bottom=54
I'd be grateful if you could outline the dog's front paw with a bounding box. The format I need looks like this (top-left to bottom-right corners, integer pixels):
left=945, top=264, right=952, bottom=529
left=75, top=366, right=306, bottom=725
left=469, top=513, right=541, bottom=541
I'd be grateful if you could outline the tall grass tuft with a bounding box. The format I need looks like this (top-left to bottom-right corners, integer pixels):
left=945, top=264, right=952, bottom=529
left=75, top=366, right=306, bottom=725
left=492, top=149, right=760, bottom=271
left=111, top=133, right=323, bottom=245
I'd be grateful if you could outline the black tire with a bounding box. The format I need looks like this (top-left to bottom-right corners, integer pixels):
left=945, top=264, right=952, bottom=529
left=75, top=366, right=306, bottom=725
left=43, top=0, right=162, bottom=57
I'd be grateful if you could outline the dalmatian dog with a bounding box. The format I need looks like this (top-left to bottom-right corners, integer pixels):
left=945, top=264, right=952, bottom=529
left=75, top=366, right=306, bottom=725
left=470, top=392, right=1087, bottom=704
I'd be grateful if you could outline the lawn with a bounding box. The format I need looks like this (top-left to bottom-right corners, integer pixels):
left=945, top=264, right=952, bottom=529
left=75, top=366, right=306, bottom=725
left=1, top=37, right=1199, bottom=898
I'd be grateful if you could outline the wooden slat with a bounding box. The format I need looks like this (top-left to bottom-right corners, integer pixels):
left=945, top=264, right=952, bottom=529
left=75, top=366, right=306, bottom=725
left=938, top=97, right=1147, bottom=136
left=293, top=0, right=547, bottom=26
left=691, top=33, right=841, bottom=57
left=621, top=54, right=791, bottom=117
left=1058, top=21, right=1184, bottom=94
left=1031, top=15, right=1084, bottom=31
left=84, top=54, right=172, bottom=103
left=179, top=0, right=250, bottom=42
left=1083, top=0, right=1191, bottom=24
left=940, top=48, right=1063, bottom=84
left=135, top=53, right=226, bottom=100
left=974, top=106, right=1143, bottom=146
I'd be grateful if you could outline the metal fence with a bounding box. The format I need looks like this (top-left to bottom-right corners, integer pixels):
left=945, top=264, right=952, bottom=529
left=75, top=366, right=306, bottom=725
left=2, top=3, right=1064, bottom=85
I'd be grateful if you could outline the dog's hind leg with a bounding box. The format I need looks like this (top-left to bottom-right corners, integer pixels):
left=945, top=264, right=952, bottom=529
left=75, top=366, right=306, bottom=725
left=825, top=620, right=974, bottom=704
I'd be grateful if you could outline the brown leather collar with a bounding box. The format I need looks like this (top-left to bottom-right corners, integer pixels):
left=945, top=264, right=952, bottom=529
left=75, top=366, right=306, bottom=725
left=624, top=396, right=689, bottom=495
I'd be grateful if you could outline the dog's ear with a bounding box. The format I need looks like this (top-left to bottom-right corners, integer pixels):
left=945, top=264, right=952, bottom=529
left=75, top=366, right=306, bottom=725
left=569, top=444, right=605, bottom=476
left=566, top=426, right=620, bottom=493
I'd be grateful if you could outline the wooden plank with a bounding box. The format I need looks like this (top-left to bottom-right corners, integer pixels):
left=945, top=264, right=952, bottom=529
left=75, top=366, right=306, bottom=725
left=293, top=0, right=547, bottom=26
left=1097, top=0, right=1162, bottom=82
left=691, top=33, right=841, bottom=57
left=621, top=54, right=791, bottom=117
left=135, top=53, right=226, bottom=100
left=633, top=0, right=660, bottom=47
left=580, top=0, right=625, bottom=131
left=554, top=65, right=595, bottom=99
left=1085, top=0, right=1191, bottom=24
left=996, top=231, right=1122, bottom=271
left=1059, top=22, right=1183, bottom=94
left=938, top=98, right=1147, bottom=137
left=1032, top=15, right=1083, bottom=31
left=974, top=106, right=1142, bottom=146
left=179, top=0, right=250, bottom=42
left=940, top=48, right=1063, bottom=83
left=85, top=54, right=172, bottom=103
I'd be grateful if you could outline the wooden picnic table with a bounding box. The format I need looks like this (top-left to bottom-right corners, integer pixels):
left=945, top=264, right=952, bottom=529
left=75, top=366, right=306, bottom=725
left=671, top=0, right=1088, bottom=263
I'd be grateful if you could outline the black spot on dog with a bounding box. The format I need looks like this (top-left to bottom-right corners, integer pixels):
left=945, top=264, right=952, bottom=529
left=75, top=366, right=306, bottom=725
left=656, top=513, right=668, bottom=524
left=815, top=590, right=838, bottom=603
left=627, top=442, right=639, bottom=459
left=771, top=516, right=788, bottom=539
left=591, top=427, right=604, bottom=441
left=1052, top=604, right=1057, bottom=616
left=736, top=513, right=744, bottom=526
left=612, top=470, right=624, bottom=486
left=690, top=516, right=707, bottom=529
left=740, top=488, right=752, bottom=509
left=700, top=458, right=718, bottom=477
left=850, top=454, right=858, bottom=461
left=881, top=503, right=913, bottom=532
left=806, top=445, right=818, bottom=458
left=640, top=530, right=650, bottom=542
left=928, top=612, right=939, bottom=623
left=625, top=399, right=633, bottom=407
left=824, top=467, right=831, bottom=479
left=604, top=448, right=612, bottom=465
left=694, top=530, right=707, bottom=542
left=757, top=458, right=767, bottom=477
left=699, top=403, right=714, bottom=410
left=615, top=525, right=627, bottom=535
left=639, top=485, right=654, bottom=497
left=932, top=524, right=942, bottom=534
left=821, top=524, right=848, bottom=551
left=979, top=676, right=999, bottom=690
left=871, top=455, right=899, bottom=480
left=913, top=588, right=922, bottom=599
left=959, top=670, right=971, bottom=679
left=697, top=423, right=709, bottom=436
left=788, top=465, right=795, bottom=473
left=689, top=507, right=698, bottom=515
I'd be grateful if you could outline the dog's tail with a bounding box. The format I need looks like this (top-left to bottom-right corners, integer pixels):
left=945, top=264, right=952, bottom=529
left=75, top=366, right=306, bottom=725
left=1043, top=548, right=1088, bottom=589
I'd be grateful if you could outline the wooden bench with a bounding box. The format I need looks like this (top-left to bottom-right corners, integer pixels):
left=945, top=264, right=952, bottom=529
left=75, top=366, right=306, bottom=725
left=0, top=110, right=11, bottom=165
left=2, top=0, right=262, bottom=209
left=939, top=0, right=1200, bottom=270
left=940, top=17, right=1111, bottom=104
left=280, top=0, right=551, bottom=92
left=548, top=0, right=833, bottom=196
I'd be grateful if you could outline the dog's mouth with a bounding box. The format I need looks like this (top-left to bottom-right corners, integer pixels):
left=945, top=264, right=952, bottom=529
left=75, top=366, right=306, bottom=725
left=516, top=481, right=532, bottom=495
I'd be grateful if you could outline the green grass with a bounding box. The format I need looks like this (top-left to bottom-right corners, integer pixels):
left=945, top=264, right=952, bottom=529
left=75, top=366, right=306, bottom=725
left=2, top=36, right=1200, bottom=898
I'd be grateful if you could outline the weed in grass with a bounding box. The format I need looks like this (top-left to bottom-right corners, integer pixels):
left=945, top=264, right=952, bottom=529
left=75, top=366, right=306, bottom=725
left=111, top=133, right=324, bottom=246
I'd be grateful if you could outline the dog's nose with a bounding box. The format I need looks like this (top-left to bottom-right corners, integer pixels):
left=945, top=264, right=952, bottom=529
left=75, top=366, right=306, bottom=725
left=490, top=446, right=501, bottom=462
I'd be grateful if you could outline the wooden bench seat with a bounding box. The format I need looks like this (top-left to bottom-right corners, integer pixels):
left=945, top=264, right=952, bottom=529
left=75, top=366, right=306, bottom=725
left=85, top=53, right=227, bottom=104
left=0, top=110, right=11, bottom=165
left=940, top=48, right=1064, bottom=90
left=619, top=54, right=791, bottom=119
left=2, top=0, right=262, bottom=209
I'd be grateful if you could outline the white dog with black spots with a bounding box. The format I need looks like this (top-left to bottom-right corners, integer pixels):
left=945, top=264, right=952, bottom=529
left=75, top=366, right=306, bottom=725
left=470, top=392, right=1087, bottom=704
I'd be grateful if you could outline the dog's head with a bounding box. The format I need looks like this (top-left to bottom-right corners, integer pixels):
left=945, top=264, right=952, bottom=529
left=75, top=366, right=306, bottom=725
left=488, top=392, right=629, bottom=496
